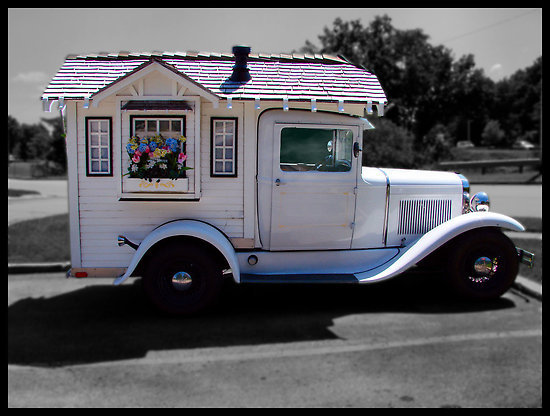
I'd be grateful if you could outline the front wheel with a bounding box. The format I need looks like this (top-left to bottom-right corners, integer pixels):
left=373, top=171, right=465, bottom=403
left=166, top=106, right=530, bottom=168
left=142, top=243, right=224, bottom=315
left=446, top=228, right=519, bottom=300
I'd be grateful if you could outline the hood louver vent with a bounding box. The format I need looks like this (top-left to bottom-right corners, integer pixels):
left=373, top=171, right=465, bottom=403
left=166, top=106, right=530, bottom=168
left=397, top=199, right=452, bottom=235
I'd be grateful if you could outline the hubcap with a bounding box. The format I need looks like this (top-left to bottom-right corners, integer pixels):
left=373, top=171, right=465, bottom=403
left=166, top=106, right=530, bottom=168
left=470, top=256, right=498, bottom=283
left=171, top=271, right=193, bottom=291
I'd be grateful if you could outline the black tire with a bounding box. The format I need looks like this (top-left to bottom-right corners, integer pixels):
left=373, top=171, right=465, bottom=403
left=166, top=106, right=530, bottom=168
left=142, top=243, right=224, bottom=315
left=446, top=228, right=519, bottom=300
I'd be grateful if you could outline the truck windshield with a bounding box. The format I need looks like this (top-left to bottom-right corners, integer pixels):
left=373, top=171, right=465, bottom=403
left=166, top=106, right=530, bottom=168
left=280, top=127, right=353, bottom=172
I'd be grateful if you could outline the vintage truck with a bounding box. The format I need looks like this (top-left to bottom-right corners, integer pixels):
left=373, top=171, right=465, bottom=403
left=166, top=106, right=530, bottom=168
left=42, top=46, right=534, bottom=314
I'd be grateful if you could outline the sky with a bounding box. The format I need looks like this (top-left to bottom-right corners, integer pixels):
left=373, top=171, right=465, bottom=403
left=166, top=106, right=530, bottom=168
left=8, top=7, right=542, bottom=125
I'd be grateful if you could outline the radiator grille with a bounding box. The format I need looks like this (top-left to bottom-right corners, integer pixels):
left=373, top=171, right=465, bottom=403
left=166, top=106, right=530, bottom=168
left=397, top=199, right=452, bottom=235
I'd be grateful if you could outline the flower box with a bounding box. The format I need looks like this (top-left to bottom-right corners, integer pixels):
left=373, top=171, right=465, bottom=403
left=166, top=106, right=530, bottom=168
left=123, top=177, right=189, bottom=193
left=123, top=134, right=192, bottom=194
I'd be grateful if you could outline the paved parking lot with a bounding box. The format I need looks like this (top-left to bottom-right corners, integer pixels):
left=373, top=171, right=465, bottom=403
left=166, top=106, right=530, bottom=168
left=8, top=272, right=542, bottom=407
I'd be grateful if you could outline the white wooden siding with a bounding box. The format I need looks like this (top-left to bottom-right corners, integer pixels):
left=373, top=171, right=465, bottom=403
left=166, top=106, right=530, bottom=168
left=76, top=96, right=245, bottom=268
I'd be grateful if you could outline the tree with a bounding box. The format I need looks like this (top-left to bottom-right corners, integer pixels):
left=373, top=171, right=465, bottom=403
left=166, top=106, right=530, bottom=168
left=41, top=117, right=67, bottom=171
left=481, top=120, right=506, bottom=147
left=362, top=117, right=417, bottom=169
left=7, top=115, right=67, bottom=173
left=8, top=115, right=22, bottom=159
left=300, top=15, right=462, bottom=145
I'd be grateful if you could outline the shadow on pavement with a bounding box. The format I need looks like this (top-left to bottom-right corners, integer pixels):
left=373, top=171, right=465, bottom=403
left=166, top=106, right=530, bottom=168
left=8, top=272, right=514, bottom=368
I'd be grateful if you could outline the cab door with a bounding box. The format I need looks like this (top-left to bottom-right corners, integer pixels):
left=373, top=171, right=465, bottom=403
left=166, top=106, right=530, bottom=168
left=269, top=123, right=359, bottom=251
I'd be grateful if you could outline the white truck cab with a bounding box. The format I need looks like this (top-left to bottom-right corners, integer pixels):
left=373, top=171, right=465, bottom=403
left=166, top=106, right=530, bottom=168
left=42, top=47, right=534, bottom=315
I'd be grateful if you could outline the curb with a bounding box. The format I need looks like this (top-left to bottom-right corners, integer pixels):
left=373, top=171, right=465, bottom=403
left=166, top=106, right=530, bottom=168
left=513, top=275, right=543, bottom=301
left=8, top=263, right=542, bottom=301
left=8, top=262, right=70, bottom=274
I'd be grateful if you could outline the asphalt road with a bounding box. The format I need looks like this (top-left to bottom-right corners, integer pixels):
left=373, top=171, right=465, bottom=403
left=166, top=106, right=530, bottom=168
left=8, top=272, right=542, bottom=407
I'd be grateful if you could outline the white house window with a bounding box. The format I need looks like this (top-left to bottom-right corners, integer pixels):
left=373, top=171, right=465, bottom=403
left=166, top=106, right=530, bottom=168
left=86, top=117, right=112, bottom=176
left=211, top=118, right=237, bottom=177
left=127, top=115, right=187, bottom=180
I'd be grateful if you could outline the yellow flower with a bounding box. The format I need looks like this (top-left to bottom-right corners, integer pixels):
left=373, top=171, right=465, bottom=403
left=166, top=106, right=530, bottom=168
left=160, top=149, right=167, bottom=157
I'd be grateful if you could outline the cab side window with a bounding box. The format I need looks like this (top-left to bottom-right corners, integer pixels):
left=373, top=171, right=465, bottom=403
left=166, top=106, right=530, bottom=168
left=280, top=127, right=353, bottom=172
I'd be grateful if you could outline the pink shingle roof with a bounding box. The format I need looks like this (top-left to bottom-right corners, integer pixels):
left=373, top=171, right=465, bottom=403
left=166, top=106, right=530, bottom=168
left=41, top=51, right=387, bottom=104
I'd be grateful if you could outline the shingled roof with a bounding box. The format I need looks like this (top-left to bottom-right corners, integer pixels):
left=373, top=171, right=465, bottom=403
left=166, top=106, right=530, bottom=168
left=41, top=50, right=387, bottom=106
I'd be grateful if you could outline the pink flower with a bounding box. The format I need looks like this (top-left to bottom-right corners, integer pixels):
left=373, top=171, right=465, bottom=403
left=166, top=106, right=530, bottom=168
left=132, top=155, right=140, bottom=163
left=178, top=153, right=187, bottom=163
left=134, top=150, right=142, bottom=157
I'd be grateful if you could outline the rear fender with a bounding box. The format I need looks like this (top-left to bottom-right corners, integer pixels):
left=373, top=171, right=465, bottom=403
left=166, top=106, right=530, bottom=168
left=113, top=220, right=240, bottom=285
left=355, top=212, right=524, bottom=283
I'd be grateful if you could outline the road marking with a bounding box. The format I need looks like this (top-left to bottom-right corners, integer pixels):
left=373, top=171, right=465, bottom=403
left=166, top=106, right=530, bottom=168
left=16, top=328, right=535, bottom=371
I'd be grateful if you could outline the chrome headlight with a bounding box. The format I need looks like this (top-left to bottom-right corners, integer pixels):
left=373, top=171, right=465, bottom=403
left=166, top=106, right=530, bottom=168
left=470, top=192, right=490, bottom=212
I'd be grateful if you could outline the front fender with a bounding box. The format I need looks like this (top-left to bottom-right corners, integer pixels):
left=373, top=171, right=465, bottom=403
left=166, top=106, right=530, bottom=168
left=113, top=220, right=240, bottom=285
left=355, top=212, right=524, bottom=283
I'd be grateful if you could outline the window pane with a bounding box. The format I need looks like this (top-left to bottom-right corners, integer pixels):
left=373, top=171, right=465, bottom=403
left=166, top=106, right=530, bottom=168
left=90, top=121, right=98, bottom=133
left=101, top=148, right=109, bottom=158
left=215, top=148, right=223, bottom=159
left=100, top=121, right=109, bottom=133
left=91, top=161, right=99, bottom=172
left=225, top=135, right=233, bottom=147
left=171, top=120, right=181, bottom=133
left=134, top=120, right=145, bottom=133
left=215, top=161, right=224, bottom=173
left=214, top=122, right=224, bottom=134
left=225, top=162, right=233, bottom=173
left=147, top=120, right=157, bottom=132
left=215, top=135, right=224, bottom=146
left=280, top=127, right=352, bottom=172
left=90, top=135, right=99, bottom=146
left=91, top=148, right=99, bottom=159
left=225, top=122, right=234, bottom=134
left=101, top=161, right=109, bottom=172
left=159, top=120, right=170, bottom=132
left=225, top=148, right=233, bottom=159
left=100, top=135, right=109, bottom=146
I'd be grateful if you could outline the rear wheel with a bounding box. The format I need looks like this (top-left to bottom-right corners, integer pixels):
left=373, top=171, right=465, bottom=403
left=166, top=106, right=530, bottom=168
left=142, top=243, right=224, bottom=315
left=446, top=228, right=519, bottom=300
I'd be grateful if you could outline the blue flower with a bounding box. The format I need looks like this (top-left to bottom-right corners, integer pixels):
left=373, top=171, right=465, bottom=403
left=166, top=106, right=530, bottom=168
left=138, top=143, right=148, bottom=153
left=166, top=138, right=179, bottom=152
left=149, top=141, right=157, bottom=152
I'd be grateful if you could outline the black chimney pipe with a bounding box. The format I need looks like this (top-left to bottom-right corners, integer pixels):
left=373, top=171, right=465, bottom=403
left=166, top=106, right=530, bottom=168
left=229, top=45, right=251, bottom=82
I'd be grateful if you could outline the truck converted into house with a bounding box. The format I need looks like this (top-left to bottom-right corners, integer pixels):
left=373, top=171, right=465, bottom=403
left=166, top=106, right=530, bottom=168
left=42, top=46, right=534, bottom=314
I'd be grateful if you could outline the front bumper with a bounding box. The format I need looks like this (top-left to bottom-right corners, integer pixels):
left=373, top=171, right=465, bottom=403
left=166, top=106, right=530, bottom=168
left=517, top=248, right=535, bottom=268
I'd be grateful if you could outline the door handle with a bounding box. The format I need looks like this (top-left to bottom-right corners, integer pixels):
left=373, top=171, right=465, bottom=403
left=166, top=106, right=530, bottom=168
left=353, top=142, right=362, bottom=158
left=275, top=178, right=283, bottom=186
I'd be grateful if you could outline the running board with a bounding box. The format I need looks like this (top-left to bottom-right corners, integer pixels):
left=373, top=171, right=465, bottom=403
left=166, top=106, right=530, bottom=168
left=240, top=273, right=359, bottom=284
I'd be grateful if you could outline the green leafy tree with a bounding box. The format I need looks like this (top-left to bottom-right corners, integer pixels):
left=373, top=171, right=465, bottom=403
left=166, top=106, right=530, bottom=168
left=481, top=120, right=506, bottom=147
